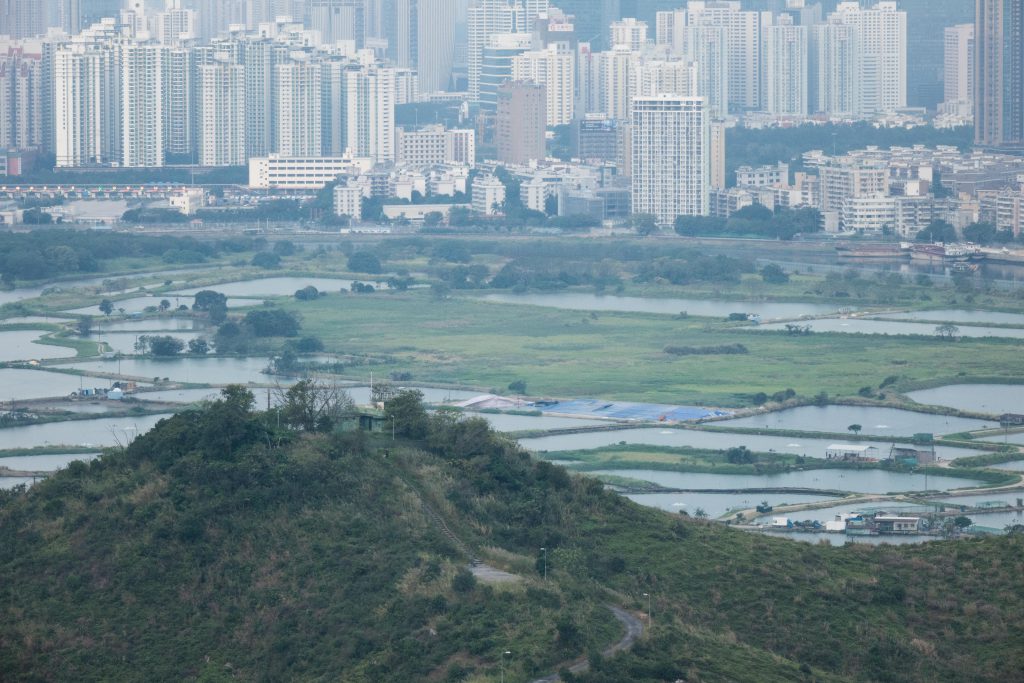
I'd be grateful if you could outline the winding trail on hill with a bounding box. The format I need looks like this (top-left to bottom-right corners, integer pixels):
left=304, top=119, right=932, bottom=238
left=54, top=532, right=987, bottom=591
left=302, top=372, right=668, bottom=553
left=529, top=606, right=644, bottom=683
left=395, top=469, right=645, bottom=679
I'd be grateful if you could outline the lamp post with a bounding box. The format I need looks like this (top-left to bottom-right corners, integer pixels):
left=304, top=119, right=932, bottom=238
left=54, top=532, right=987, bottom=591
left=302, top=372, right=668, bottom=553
left=500, top=650, right=511, bottom=683
left=643, top=592, right=652, bottom=628
left=540, top=547, right=547, bottom=581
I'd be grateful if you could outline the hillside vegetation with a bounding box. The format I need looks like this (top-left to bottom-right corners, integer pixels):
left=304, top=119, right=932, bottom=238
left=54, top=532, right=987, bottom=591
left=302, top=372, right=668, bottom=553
left=1, top=389, right=1022, bottom=682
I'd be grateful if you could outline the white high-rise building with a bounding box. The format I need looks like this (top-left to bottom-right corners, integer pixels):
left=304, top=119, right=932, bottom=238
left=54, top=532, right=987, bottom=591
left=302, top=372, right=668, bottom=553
left=591, top=45, right=639, bottom=120
left=163, top=47, right=192, bottom=157
left=479, top=31, right=532, bottom=112
left=511, top=43, right=574, bottom=125
left=197, top=60, right=246, bottom=166
left=154, top=8, right=197, bottom=44
left=631, top=95, right=709, bottom=224
left=610, top=18, right=647, bottom=51
left=634, top=59, right=698, bottom=99
left=679, top=1, right=761, bottom=112
left=53, top=43, right=120, bottom=167
left=417, top=0, right=457, bottom=92
left=274, top=59, right=322, bottom=156
left=121, top=43, right=165, bottom=167
left=814, top=20, right=859, bottom=116
left=824, top=1, right=906, bottom=116
left=764, top=16, right=807, bottom=117
left=943, top=23, right=973, bottom=107
left=307, top=0, right=363, bottom=46
left=345, top=64, right=394, bottom=163
left=467, top=0, right=516, bottom=101
left=242, top=40, right=276, bottom=158
left=0, top=48, right=43, bottom=150
left=467, top=0, right=547, bottom=100
left=685, top=24, right=728, bottom=119
left=320, top=58, right=349, bottom=156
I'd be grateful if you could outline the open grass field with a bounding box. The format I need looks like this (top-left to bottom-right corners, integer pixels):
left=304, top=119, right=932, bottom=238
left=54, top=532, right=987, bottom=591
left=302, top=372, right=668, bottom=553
left=282, top=290, right=1024, bottom=407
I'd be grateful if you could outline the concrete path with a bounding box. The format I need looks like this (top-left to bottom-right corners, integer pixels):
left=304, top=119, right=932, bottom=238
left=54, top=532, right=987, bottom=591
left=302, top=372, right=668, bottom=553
left=529, top=606, right=644, bottom=683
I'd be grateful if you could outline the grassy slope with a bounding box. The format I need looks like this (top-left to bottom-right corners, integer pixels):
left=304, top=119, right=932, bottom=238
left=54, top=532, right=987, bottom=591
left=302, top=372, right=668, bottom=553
left=1, top=409, right=1023, bottom=682
left=283, top=291, right=1024, bottom=406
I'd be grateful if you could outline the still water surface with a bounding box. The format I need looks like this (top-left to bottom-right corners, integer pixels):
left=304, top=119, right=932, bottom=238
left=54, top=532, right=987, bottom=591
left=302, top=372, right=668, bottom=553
left=721, top=405, right=994, bottom=437
left=0, top=414, right=172, bottom=449
left=479, top=292, right=843, bottom=319
left=905, top=384, right=1023, bottom=415
left=521, top=427, right=981, bottom=460
left=172, top=277, right=390, bottom=297
left=0, top=330, right=75, bottom=362
left=592, top=468, right=981, bottom=495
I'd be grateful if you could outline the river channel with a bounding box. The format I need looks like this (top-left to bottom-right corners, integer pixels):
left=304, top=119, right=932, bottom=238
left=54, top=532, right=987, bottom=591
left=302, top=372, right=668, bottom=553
left=518, top=427, right=982, bottom=460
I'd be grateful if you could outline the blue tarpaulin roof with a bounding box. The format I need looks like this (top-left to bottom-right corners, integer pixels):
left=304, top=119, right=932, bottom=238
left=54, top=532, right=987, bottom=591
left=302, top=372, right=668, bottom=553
left=538, top=398, right=732, bottom=422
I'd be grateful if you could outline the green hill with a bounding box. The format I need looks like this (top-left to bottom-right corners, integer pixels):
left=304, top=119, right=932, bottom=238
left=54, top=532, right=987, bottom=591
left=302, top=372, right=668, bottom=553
left=1, top=390, right=1022, bottom=682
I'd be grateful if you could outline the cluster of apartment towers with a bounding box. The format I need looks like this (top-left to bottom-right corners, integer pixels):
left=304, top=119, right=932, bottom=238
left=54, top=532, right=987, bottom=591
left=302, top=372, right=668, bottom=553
left=0, top=1, right=1021, bottom=225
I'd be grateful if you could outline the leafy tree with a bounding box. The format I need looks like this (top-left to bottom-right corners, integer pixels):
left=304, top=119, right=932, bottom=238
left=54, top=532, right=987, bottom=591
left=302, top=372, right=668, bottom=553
left=251, top=252, right=281, bottom=269
left=916, top=220, right=958, bottom=243
left=630, top=213, right=658, bottom=236
left=726, top=446, right=756, bottom=464
left=159, top=299, right=170, bottom=312
left=22, top=207, right=54, bottom=224
left=935, top=323, right=960, bottom=340
left=294, top=286, right=320, bottom=301
left=761, top=263, right=790, bottom=284
left=962, top=222, right=997, bottom=245
left=147, top=335, right=186, bottom=357
left=694, top=507, right=708, bottom=519
left=99, top=299, right=114, bottom=316
left=278, top=379, right=354, bottom=432
left=187, top=338, right=210, bottom=355
left=348, top=251, right=383, bottom=274
left=451, top=568, right=476, bottom=594
left=384, top=390, right=429, bottom=439
left=244, top=309, right=300, bottom=337
left=954, top=516, right=973, bottom=529
left=193, top=290, right=228, bottom=324
left=76, top=316, right=93, bottom=337
left=848, top=424, right=862, bottom=435
left=290, top=336, right=324, bottom=353
left=508, top=379, right=527, bottom=394
left=422, top=211, right=443, bottom=227
left=272, top=240, right=296, bottom=256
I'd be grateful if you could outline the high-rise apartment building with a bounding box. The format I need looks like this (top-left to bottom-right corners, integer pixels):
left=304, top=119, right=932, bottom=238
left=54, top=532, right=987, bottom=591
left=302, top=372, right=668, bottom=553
left=763, top=15, right=807, bottom=117
left=197, top=60, right=246, bottom=166
left=163, top=47, right=192, bottom=157
left=679, top=1, right=761, bottom=112
left=121, top=43, right=165, bottom=167
left=467, top=0, right=548, bottom=100
left=496, top=79, right=545, bottom=165
left=631, top=95, right=709, bottom=224
left=345, top=64, right=394, bottom=163
left=308, top=0, right=364, bottom=47
left=609, top=18, right=647, bottom=51
left=975, top=0, right=1024, bottom=149
left=590, top=45, right=638, bottom=120
left=52, top=42, right=119, bottom=166
left=479, top=31, right=531, bottom=112
left=822, top=1, right=906, bottom=116
left=274, top=59, right=322, bottom=157
left=467, top=0, right=517, bottom=101
left=813, top=19, right=858, bottom=116
left=0, top=46, right=43, bottom=150
left=511, top=44, right=574, bottom=125
left=416, top=0, right=457, bottom=92
left=634, top=59, right=698, bottom=99
left=943, top=24, right=974, bottom=107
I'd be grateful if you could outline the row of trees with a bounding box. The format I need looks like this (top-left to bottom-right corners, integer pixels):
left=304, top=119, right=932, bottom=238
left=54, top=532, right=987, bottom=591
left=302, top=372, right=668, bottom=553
left=674, top=206, right=823, bottom=241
